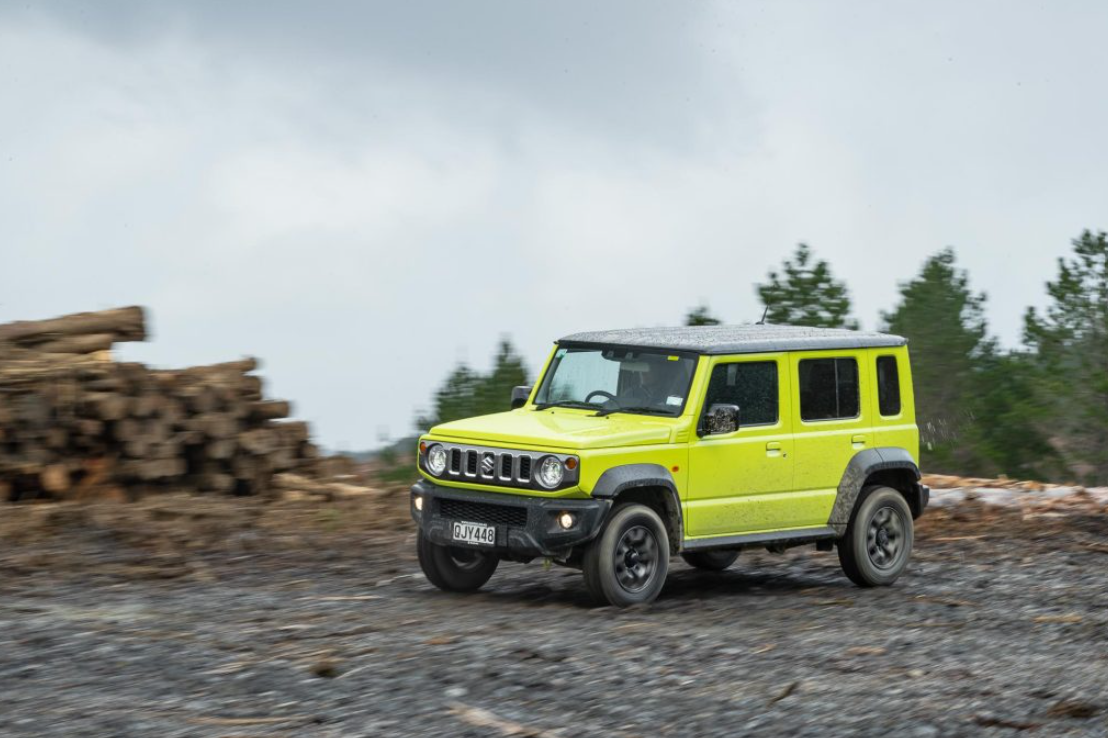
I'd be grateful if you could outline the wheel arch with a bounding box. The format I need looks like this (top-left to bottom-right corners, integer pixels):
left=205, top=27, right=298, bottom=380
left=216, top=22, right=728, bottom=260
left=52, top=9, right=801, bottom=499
left=829, top=448, right=922, bottom=536
left=591, top=463, right=683, bottom=552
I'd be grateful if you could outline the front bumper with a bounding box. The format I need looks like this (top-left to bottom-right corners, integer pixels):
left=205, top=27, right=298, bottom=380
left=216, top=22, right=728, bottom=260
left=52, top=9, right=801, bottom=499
left=410, top=479, right=611, bottom=560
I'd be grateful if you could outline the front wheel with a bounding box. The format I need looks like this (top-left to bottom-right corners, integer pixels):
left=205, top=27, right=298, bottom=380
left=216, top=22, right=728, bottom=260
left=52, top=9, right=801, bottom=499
left=417, top=531, right=500, bottom=592
left=838, top=486, right=914, bottom=587
left=583, top=504, right=670, bottom=607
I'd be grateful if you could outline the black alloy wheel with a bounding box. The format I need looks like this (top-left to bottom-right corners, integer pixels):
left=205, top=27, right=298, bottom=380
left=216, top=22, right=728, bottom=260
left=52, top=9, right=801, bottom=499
left=583, top=503, right=670, bottom=607
left=838, top=485, right=914, bottom=587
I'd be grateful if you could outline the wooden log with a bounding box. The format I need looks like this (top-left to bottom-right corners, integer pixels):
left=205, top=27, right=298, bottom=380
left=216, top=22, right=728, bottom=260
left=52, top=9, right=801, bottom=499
left=113, top=418, right=143, bottom=442
left=123, top=438, right=151, bottom=458
left=198, top=472, right=235, bottom=494
left=171, top=430, right=204, bottom=446
left=83, top=393, right=129, bottom=421
left=231, top=454, right=258, bottom=481
left=206, top=439, right=236, bottom=460
left=142, top=441, right=179, bottom=461
left=240, top=375, right=263, bottom=401
left=143, top=419, right=171, bottom=444
left=249, top=400, right=290, bottom=421
left=34, top=333, right=117, bottom=355
left=175, top=358, right=259, bottom=376
left=44, top=427, right=68, bottom=450
left=159, top=399, right=185, bottom=425
left=200, top=413, right=240, bottom=439
left=178, top=386, right=218, bottom=414
left=239, top=428, right=277, bottom=456
left=40, top=464, right=71, bottom=494
left=275, top=421, right=310, bottom=445
left=0, top=306, right=146, bottom=344
left=131, top=394, right=164, bottom=418
left=268, top=446, right=296, bottom=472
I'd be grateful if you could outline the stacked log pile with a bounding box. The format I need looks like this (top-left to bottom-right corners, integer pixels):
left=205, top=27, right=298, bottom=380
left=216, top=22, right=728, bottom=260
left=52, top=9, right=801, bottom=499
left=0, top=307, right=328, bottom=502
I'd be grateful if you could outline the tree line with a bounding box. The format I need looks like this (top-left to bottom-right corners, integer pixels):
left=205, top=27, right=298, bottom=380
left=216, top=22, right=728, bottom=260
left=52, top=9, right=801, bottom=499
left=420, top=230, right=1108, bottom=485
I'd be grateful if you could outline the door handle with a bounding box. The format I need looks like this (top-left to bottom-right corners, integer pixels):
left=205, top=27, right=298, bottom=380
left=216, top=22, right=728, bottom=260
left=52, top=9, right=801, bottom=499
left=851, top=434, right=867, bottom=447
left=765, top=441, right=783, bottom=458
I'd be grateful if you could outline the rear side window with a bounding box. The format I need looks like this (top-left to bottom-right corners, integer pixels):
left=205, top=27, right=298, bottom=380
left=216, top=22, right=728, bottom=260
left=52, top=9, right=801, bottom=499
left=704, top=361, right=778, bottom=426
left=798, top=358, right=859, bottom=421
left=876, top=355, right=901, bottom=416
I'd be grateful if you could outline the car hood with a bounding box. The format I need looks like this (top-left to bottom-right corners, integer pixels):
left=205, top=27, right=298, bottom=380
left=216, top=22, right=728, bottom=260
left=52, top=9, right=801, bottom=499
left=428, top=409, right=680, bottom=450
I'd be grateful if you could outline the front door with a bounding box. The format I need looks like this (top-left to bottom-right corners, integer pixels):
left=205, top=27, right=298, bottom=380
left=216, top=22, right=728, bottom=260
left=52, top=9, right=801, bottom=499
left=686, top=354, right=796, bottom=538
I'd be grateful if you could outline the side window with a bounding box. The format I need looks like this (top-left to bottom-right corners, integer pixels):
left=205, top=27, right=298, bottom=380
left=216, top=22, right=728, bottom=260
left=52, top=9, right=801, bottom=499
left=798, top=357, right=859, bottom=421
left=876, top=355, right=901, bottom=416
left=704, top=361, right=778, bottom=425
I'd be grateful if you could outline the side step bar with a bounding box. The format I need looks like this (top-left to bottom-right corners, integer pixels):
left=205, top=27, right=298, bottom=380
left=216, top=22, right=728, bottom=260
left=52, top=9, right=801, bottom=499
left=682, top=525, right=837, bottom=552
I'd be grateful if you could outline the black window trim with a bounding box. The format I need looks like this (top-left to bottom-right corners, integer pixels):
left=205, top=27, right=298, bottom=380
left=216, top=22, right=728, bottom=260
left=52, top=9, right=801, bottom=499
left=797, top=355, right=862, bottom=424
left=698, top=357, right=782, bottom=432
left=875, top=353, right=902, bottom=418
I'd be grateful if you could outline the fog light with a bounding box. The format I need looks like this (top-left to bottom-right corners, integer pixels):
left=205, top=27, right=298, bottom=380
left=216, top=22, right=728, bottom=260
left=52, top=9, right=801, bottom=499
left=414, top=494, right=424, bottom=512
left=558, top=511, right=576, bottom=530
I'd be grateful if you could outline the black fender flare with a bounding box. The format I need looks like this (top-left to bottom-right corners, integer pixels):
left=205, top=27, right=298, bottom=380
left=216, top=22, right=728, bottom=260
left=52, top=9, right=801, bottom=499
left=590, top=463, right=683, bottom=547
left=828, top=448, right=921, bottom=536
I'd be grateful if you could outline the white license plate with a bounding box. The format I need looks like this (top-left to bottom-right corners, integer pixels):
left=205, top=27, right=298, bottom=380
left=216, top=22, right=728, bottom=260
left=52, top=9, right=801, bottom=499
left=451, top=521, right=496, bottom=546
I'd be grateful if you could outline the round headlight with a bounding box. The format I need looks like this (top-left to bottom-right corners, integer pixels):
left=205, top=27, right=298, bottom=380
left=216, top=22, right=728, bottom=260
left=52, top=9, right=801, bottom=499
left=426, top=444, right=448, bottom=476
left=537, top=456, right=565, bottom=489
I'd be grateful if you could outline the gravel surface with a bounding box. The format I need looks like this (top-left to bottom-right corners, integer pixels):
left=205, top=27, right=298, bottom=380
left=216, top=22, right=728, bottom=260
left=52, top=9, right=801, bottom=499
left=1, top=497, right=1106, bottom=737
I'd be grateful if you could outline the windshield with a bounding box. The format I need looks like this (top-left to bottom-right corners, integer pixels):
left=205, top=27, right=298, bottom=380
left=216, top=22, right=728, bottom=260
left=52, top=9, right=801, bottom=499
left=534, top=346, right=697, bottom=416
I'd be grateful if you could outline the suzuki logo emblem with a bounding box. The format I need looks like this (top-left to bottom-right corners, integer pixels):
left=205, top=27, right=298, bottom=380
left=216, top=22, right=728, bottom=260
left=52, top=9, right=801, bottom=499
left=481, top=453, right=496, bottom=476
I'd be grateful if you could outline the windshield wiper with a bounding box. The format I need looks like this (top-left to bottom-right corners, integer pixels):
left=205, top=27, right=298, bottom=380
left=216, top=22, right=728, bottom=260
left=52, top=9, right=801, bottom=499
left=534, top=400, right=597, bottom=411
left=593, top=406, right=670, bottom=418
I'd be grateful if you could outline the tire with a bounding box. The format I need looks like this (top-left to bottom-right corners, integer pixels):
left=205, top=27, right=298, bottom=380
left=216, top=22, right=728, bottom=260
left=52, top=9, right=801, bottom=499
left=583, top=504, right=670, bottom=607
left=681, top=550, right=740, bottom=571
left=417, top=530, right=500, bottom=592
left=838, top=485, right=914, bottom=587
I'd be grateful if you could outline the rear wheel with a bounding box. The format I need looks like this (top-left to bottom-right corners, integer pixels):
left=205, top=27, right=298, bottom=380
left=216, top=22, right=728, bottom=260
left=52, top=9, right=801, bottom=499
left=583, top=504, right=670, bottom=607
left=681, top=550, right=740, bottom=571
left=417, top=530, right=500, bottom=592
left=838, top=486, right=914, bottom=587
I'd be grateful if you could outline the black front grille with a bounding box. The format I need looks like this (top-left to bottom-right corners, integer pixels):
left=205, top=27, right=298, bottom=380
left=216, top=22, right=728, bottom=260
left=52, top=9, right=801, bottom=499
left=439, top=498, right=528, bottom=527
left=500, top=455, right=512, bottom=478
left=518, top=455, right=532, bottom=481
left=465, top=451, right=478, bottom=476
left=449, top=448, right=461, bottom=473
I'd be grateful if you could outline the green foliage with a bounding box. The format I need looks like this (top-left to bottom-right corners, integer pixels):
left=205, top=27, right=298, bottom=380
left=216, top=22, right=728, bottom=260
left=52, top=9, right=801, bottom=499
left=1024, top=230, right=1108, bottom=484
left=757, top=243, right=858, bottom=328
left=881, top=249, right=1061, bottom=478
left=419, top=339, right=528, bottom=429
left=970, top=351, right=1061, bottom=480
left=685, top=304, right=722, bottom=326
left=882, top=250, right=992, bottom=472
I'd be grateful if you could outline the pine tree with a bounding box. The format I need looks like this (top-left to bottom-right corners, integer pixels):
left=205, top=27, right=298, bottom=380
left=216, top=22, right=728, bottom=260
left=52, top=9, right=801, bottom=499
left=418, top=339, right=529, bottom=429
left=882, top=250, right=991, bottom=472
left=1024, top=229, right=1108, bottom=483
left=756, top=243, right=858, bottom=328
left=684, top=304, right=722, bottom=326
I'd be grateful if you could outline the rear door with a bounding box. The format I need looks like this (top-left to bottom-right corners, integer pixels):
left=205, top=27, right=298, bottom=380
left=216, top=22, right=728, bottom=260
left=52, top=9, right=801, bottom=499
left=789, top=351, right=874, bottom=526
left=686, top=354, right=795, bottom=538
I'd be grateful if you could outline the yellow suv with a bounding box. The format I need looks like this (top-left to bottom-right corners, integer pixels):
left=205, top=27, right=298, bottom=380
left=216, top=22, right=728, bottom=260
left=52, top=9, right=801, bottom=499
left=411, top=325, right=929, bottom=607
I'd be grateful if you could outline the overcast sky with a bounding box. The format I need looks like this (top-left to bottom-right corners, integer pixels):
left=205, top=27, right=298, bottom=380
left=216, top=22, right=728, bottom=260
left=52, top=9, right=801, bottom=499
left=2, top=1, right=1106, bottom=449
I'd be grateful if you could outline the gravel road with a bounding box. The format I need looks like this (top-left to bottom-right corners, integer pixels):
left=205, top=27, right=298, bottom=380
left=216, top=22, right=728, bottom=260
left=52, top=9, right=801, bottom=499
left=1, top=497, right=1106, bottom=737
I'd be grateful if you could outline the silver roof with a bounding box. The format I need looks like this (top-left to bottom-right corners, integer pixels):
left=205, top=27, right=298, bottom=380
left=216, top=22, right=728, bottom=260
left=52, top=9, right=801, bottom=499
left=559, top=324, right=907, bottom=355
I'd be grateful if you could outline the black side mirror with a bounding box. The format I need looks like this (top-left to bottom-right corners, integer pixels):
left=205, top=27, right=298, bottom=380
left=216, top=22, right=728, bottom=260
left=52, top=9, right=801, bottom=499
left=702, top=403, right=740, bottom=436
left=511, top=385, right=533, bottom=410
